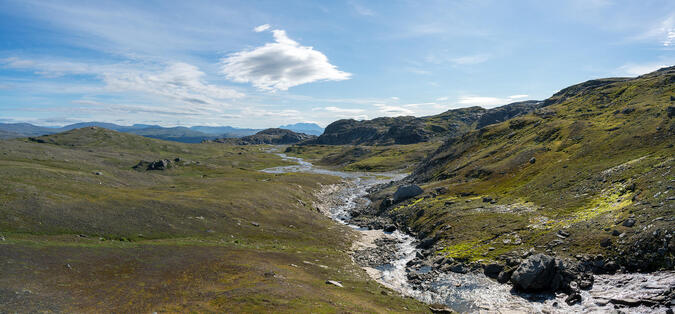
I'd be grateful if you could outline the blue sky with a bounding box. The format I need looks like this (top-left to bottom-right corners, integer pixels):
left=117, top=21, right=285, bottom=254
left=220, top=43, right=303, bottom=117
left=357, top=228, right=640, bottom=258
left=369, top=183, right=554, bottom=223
left=0, top=0, right=673, bottom=128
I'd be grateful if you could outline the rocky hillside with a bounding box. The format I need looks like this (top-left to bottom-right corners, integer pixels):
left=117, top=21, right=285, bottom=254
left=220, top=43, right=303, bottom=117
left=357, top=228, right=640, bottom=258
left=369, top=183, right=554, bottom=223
left=366, top=66, right=674, bottom=278
left=213, top=128, right=316, bottom=145
left=307, top=101, right=541, bottom=146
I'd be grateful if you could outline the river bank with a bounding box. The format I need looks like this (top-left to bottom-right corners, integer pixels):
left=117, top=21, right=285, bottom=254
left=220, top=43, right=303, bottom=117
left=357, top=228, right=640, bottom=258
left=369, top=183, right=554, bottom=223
left=264, top=152, right=675, bottom=313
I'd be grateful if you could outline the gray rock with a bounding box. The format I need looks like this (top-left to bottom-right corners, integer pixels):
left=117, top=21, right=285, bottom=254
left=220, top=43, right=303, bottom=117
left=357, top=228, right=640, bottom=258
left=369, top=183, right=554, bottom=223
left=483, top=263, right=504, bottom=279
left=600, top=238, right=611, bottom=247
left=529, top=157, right=536, bottom=164
left=623, top=218, right=636, bottom=227
left=510, top=254, right=556, bottom=291
left=393, top=185, right=423, bottom=203
left=325, top=280, right=343, bottom=287
left=498, top=267, right=515, bottom=283
left=565, top=293, right=582, bottom=305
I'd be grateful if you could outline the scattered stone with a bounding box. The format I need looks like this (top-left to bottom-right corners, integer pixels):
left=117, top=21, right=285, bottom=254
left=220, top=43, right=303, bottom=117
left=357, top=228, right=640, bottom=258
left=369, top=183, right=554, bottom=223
left=134, top=159, right=173, bottom=171
left=622, top=218, right=636, bottom=227
left=383, top=225, right=397, bottom=232
left=557, top=230, right=570, bottom=238
left=251, top=222, right=260, bottom=227
left=65, top=263, right=73, bottom=270
left=429, top=304, right=454, bottom=313
left=611, top=230, right=621, bottom=236
left=482, top=196, right=493, bottom=203
left=94, top=171, right=102, bottom=175
left=263, top=271, right=275, bottom=278
left=325, top=280, right=343, bottom=288
left=393, top=185, right=424, bottom=203
left=483, top=263, right=504, bottom=279
left=529, top=157, right=536, bottom=164
left=510, top=254, right=556, bottom=291
left=565, top=293, right=582, bottom=305
left=621, top=107, right=635, bottom=114
left=497, top=267, right=515, bottom=283
left=600, top=238, right=611, bottom=247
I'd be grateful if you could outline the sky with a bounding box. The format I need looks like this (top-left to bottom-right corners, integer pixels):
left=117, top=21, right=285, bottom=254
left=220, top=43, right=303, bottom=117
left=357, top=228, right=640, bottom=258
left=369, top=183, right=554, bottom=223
left=0, top=0, right=673, bottom=128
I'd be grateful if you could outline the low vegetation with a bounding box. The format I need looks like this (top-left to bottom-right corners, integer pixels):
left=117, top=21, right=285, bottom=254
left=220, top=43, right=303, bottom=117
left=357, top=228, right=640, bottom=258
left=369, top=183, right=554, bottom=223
left=374, top=67, right=674, bottom=271
left=284, top=142, right=440, bottom=172
left=0, top=127, right=428, bottom=312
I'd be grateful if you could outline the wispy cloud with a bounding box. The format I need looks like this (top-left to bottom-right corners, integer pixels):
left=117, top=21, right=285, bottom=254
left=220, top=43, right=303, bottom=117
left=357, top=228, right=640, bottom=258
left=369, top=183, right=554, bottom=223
left=349, top=1, right=375, bottom=16
left=253, top=24, right=270, bottom=32
left=617, top=62, right=670, bottom=76
left=450, top=54, right=490, bottom=65
left=508, top=94, right=529, bottom=99
left=456, top=94, right=528, bottom=108
left=221, top=28, right=351, bottom=91
left=373, top=103, right=414, bottom=116
left=322, top=106, right=365, bottom=114
left=2, top=58, right=243, bottom=107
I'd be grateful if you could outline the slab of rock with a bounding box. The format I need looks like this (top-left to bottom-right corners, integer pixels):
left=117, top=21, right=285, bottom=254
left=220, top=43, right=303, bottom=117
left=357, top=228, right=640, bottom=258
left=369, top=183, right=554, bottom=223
left=393, top=185, right=423, bottom=203
left=325, top=280, right=343, bottom=287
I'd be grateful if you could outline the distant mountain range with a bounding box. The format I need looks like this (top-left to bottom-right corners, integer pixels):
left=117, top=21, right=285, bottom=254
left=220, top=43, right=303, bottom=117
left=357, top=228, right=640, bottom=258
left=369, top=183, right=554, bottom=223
left=0, top=122, right=324, bottom=143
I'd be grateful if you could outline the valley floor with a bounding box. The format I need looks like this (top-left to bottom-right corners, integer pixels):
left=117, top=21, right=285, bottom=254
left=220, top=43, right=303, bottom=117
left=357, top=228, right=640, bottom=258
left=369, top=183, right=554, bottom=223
left=0, top=129, right=429, bottom=313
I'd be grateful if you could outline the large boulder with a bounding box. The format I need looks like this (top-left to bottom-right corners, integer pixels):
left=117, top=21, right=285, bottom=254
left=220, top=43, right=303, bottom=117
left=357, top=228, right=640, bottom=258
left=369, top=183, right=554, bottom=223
left=393, top=185, right=423, bottom=203
left=510, top=253, right=557, bottom=291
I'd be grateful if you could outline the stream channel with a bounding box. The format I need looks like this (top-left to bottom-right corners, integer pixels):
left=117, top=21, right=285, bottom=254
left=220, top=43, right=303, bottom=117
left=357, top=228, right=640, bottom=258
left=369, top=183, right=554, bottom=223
left=263, top=152, right=674, bottom=313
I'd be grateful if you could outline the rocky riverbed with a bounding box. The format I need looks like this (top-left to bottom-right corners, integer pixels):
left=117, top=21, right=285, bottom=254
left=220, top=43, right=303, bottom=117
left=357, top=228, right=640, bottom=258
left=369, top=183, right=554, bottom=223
left=264, top=153, right=675, bottom=313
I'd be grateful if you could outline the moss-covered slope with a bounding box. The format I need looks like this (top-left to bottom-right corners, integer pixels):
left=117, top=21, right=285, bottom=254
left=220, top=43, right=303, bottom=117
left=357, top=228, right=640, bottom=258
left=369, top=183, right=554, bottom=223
left=376, top=66, right=675, bottom=271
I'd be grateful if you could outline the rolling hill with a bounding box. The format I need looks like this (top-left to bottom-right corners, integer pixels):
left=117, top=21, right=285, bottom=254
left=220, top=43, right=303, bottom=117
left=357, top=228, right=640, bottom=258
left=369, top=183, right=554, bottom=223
left=369, top=66, right=674, bottom=273
left=308, top=101, right=542, bottom=146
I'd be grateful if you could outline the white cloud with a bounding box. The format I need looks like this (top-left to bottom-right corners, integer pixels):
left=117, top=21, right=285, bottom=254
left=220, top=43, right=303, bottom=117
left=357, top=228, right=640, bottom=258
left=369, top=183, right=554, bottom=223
left=350, top=1, right=375, bottom=16
left=508, top=94, right=529, bottom=99
left=436, top=96, right=449, bottom=101
left=450, top=54, right=490, bottom=65
left=636, top=14, right=675, bottom=47
left=665, top=29, right=675, bottom=46
left=104, top=62, right=243, bottom=105
left=618, top=62, right=670, bottom=76
left=242, top=107, right=301, bottom=117
left=253, top=24, right=271, bottom=32
left=220, top=29, right=351, bottom=91
left=323, top=106, right=365, bottom=114
left=373, top=103, right=414, bottom=116
left=2, top=58, right=243, bottom=106
left=456, top=95, right=527, bottom=108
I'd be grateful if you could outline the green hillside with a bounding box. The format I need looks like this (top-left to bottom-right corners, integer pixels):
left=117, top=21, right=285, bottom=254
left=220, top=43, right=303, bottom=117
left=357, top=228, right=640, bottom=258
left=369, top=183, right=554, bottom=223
left=373, top=66, right=674, bottom=271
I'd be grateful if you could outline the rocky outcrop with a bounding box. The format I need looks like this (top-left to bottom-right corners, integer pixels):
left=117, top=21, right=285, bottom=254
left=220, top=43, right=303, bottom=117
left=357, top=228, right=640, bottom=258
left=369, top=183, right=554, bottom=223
left=393, top=185, right=423, bottom=203
left=213, top=128, right=316, bottom=145
left=306, top=103, right=539, bottom=146
left=475, top=100, right=543, bottom=129
left=510, top=254, right=558, bottom=291
left=134, top=159, right=173, bottom=171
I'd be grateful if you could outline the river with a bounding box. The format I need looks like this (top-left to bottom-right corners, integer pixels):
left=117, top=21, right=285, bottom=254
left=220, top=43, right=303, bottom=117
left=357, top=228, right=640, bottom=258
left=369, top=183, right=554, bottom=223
left=263, top=152, right=675, bottom=313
